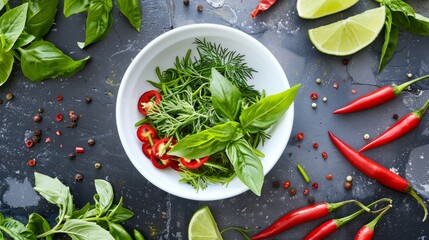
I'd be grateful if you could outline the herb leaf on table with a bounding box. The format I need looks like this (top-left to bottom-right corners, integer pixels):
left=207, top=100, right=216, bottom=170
left=26, top=213, right=53, bottom=239
left=379, top=8, right=399, bottom=72
left=0, top=51, right=14, bottom=86
left=24, top=0, right=59, bottom=40
left=0, top=3, right=28, bottom=52
left=63, top=0, right=90, bottom=17
left=116, top=0, right=142, bottom=32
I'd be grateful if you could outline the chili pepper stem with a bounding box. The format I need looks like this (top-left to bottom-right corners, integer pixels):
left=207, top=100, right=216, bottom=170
left=328, top=200, right=370, bottom=212
left=366, top=205, right=392, bottom=231
left=407, top=187, right=428, bottom=222
left=394, top=74, right=429, bottom=95
left=297, top=164, right=311, bottom=183
left=414, top=97, right=429, bottom=119
left=335, top=198, right=392, bottom=228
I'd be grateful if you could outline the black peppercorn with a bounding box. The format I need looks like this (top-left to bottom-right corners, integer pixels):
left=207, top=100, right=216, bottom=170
left=307, top=196, right=315, bottom=205
left=272, top=180, right=280, bottom=189
left=288, top=188, right=297, bottom=196
left=74, top=173, right=83, bottom=182
left=66, top=122, right=77, bottom=128
left=342, top=59, right=349, bottom=65
left=87, top=138, right=96, bottom=146
left=6, top=93, right=14, bottom=100
left=392, top=114, right=399, bottom=120
left=0, top=99, right=3, bottom=104
left=85, top=96, right=92, bottom=104
left=183, top=0, right=189, bottom=5
left=33, top=114, right=42, bottom=123
left=34, top=128, right=42, bottom=136
left=32, top=135, right=41, bottom=143
left=68, top=153, right=76, bottom=160
left=37, top=108, right=44, bottom=113
left=197, top=3, right=203, bottom=12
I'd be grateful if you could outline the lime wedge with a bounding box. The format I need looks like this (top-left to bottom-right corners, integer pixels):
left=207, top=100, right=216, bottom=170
left=188, top=206, right=223, bottom=240
left=297, top=0, right=359, bottom=19
left=308, top=6, right=386, bottom=56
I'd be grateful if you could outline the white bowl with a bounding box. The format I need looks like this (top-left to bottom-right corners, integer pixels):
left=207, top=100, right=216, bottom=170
left=116, top=24, right=294, bottom=201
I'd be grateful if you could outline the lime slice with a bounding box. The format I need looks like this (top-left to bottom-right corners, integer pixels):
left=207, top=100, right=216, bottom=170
left=297, top=0, right=359, bottom=19
left=308, top=6, right=386, bottom=56
left=188, top=206, right=223, bottom=240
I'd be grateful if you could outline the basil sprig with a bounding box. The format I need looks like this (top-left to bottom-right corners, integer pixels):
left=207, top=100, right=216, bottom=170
left=378, top=0, right=429, bottom=72
left=170, top=68, right=300, bottom=195
left=0, top=172, right=145, bottom=240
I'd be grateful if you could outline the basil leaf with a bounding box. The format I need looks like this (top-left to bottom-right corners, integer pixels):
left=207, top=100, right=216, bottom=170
left=77, top=0, right=113, bottom=49
left=108, top=222, right=132, bottom=240
left=71, top=202, right=93, bottom=219
left=12, top=31, right=35, bottom=49
left=26, top=213, right=52, bottom=240
left=0, top=51, right=14, bottom=86
left=226, top=139, right=263, bottom=196
left=0, top=3, right=28, bottom=52
left=107, top=197, right=134, bottom=223
left=61, top=219, right=115, bottom=240
left=134, top=229, right=145, bottom=240
left=33, top=172, right=73, bottom=218
left=210, top=68, right=242, bottom=121
left=379, top=8, right=399, bottom=72
left=19, top=40, right=90, bottom=81
left=116, top=0, right=141, bottom=32
left=2, top=218, right=36, bottom=240
left=63, top=0, right=90, bottom=17
left=0, top=0, right=9, bottom=11
left=23, top=0, right=59, bottom=39
left=239, top=84, right=300, bottom=133
left=94, top=179, right=114, bottom=216
left=169, top=121, right=243, bottom=159
left=385, top=0, right=415, bottom=28
left=405, top=13, right=429, bottom=36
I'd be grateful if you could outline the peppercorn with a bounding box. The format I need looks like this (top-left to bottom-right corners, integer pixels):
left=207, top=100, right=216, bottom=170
left=310, top=92, right=318, bottom=100
left=322, top=97, right=328, bottom=102
left=34, top=128, right=42, bottom=136
left=303, top=188, right=309, bottom=195
left=282, top=181, right=291, bottom=189
left=296, top=132, right=304, bottom=141
left=288, top=188, right=297, bottom=196
left=0, top=99, right=3, bottom=104
left=66, top=122, right=77, bottom=128
left=307, top=196, right=315, bottom=205
left=197, top=3, right=203, bottom=12
left=333, top=82, right=339, bottom=89
left=27, top=159, right=36, bottom=167
left=6, top=93, right=14, bottom=100
left=33, top=114, right=42, bottom=123
left=272, top=180, right=280, bottom=189
left=392, top=114, right=399, bottom=120
left=183, top=0, right=189, bottom=5
left=94, top=162, right=102, bottom=169
left=87, top=138, right=96, bottom=146
left=25, top=139, right=34, bottom=148
left=85, top=96, right=92, bottom=104
left=68, top=153, right=76, bottom=160
left=32, top=135, right=41, bottom=143
left=56, top=95, right=63, bottom=101
left=55, top=113, right=63, bottom=122
left=311, top=103, right=317, bottom=109
left=312, top=143, right=319, bottom=149
left=346, top=175, right=353, bottom=182
left=326, top=174, right=333, bottom=180
left=311, top=182, right=319, bottom=189
left=37, top=108, right=44, bottom=113
left=363, top=134, right=370, bottom=140
left=344, top=181, right=352, bottom=190
left=70, top=114, right=78, bottom=122
left=321, top=152, right=328, bottom=159
left=342, top=59, right=349, bottom=65
left=74, top=173, right=84, bottom=182
left=315, top=78, right=322, bottom=84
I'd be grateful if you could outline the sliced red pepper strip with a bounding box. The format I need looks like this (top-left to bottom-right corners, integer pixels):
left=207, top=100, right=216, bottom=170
left=333, top=74, right=429, bottom=114
left=359, top=98, right=429, bottom=152
left=150, top=155, right=172, bottom=169
left=136, top=124, right=157, bottom=143
left=328, top=131, right=428, bottom=222
left=142, top=141, right=155, bottom=159
left=251, top=200, right=369, bottom=240
left=179, top=156, right=209, bottom=169
left=354, top=205, right=392, bottom=240
left=137, top=90, right=162, bottom=115
left=153, top=137, right=177, bottom=160
left=250, top=0, right=277, bottom=18
left=170, top=159, right=182, bottom=172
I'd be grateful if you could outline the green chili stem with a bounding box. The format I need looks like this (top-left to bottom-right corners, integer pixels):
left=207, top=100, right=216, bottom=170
left=134, top=118, right=149, bottom=127
left=297, top=164, right=310, bottom=183
left=366, top=205, right=392, bottom=231
left=406, top=187, right=428, bottom=222
left=328, top=199, right=370, bottom=212
left=335, top=198, right=392, bottom=228
left=413, top=98, right=429, bottom=119
left=394, top=74, right=429, bottom=95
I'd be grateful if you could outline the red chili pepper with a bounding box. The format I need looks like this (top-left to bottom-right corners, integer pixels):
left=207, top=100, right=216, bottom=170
left=250, top=0, right=277, bottom=19
left=137, top=90, right=162, bottom=115
left=359, top=98, right=429, bottom=152
left=153, top=137, right=176, bottom=160
left=142, top=141, right=155, bottom=159
left=304, top=198, right=391, bottom=240
left=354, top=205, right=392, bottom=240
left=150, top=155, right=172, bottom=169
left=251, top=200, right=369, bottom=239
left=333, top=74, right=429, bottom=114
left=136, top=124, right=157, bottom=143
left=170, top=159, right=182, bottom=172
left=179, top=156, right=210, bottom=169
left=328, top=131, right=428, bottom=222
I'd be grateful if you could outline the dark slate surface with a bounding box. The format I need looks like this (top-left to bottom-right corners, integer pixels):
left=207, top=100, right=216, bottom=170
left=1, top=0, right=428, bottom=239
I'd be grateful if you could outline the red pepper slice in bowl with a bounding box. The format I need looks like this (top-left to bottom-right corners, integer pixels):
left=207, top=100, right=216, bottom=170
left=179, top=156, right=210, bottom=169
left=150, top=155, right=172, bottom=169
left=153, top=137, right=177, bottom=160
left=137, top=90, right=162, bottom=115
left=142, top=141, right=155, bottom=159
left=136, top=124, right=157, bottom=143
left=170, top=159, right=182, bottom=172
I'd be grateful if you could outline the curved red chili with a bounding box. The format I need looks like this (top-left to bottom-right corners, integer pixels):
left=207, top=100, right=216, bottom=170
left=328, top=131, right=428, bottom=222
left=359, top=98, right=429, bottom=152
left=179, top=156, right=210, bottom=169
left=354, top=205, right=392, bottom=240
left=251, top=200, right=369, bottom=239
left=333, top=74, right=429, bottom=114
left=250, top=0, right=277, bottom=18
left=304, top=198, right=391, bottom=240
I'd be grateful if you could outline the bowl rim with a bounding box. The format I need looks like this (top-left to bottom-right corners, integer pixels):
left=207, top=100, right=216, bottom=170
left=116, top=23, right=294, bottom=201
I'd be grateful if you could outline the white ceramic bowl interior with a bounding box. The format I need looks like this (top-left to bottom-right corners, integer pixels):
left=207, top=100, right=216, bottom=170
left=116, top=24, right=294, bottom=201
